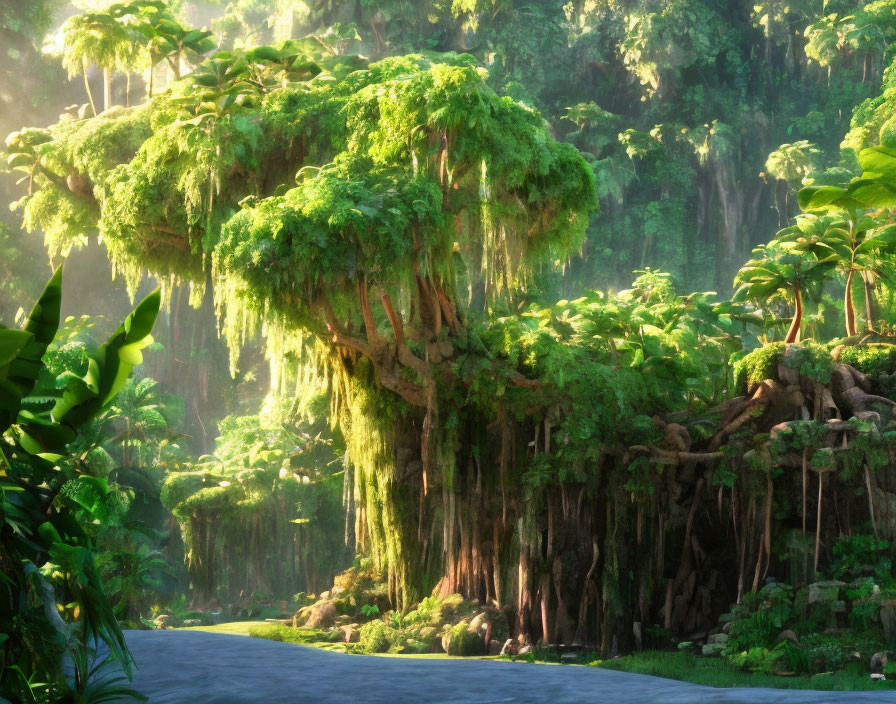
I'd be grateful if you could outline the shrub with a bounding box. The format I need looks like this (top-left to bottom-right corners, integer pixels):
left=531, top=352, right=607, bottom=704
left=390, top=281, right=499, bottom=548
left=359, top=620, right=397, bottom=653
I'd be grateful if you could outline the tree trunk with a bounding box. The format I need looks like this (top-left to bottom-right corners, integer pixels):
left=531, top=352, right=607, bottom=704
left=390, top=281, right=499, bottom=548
left=103, top=68, right=112, bottom=112
left=785, top=287, right=802, bottom=344
left=844, top=267, right=857, bottom=337
left=814, top=471, right=823, bottom=574
left=83, top=59, right=97, bottom=116
left=863, top=274, right=875, bottom=330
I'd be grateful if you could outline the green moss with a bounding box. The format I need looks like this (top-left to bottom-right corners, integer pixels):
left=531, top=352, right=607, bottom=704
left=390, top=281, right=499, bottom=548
left=839, top=344, right=896, bottom=397
left=247, top=624, right=330, bottom=644
left=359, top=620, right=398, bottom=653
left=733, top=342, right=833, bottom=392
left=838, top=344, right=896, bottom=377
left=442, top=621, right=485, bottom=656
left=733, top=343, right=786, bottom=391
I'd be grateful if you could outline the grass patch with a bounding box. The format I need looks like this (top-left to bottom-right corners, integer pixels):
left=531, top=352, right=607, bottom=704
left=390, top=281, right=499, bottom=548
left=179, top=621, right=264, bottom=636
left=596, top=651, right=896, bottom=691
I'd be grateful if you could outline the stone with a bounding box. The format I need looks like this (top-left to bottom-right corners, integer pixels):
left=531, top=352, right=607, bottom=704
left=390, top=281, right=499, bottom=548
left=677, top=641, right=694, bottom=651
left=871, top=673, right=887, bottom=681
left=687, top=631, right=706, bottom=642
left=808, top=581, right=845, bottom=604
left=871, top=652, right=888, bottom=675
left=775, top=629, right=800, bottom=646
left=182, top=618, right=202, bottom=627
left=469, top=612, right=488, bottom=634
left=518, top=645, right=532, bottom=656
left=707, top=633, right=728, bottom=645
left=301, top=600, right=336, bottom=629
left=702, top=643, right=725, bottom=657
left=339, top=623, right=360, bottom=643
left=488, top=639, right=503, bottom=656
left=499, top=638, right=516, bottom=656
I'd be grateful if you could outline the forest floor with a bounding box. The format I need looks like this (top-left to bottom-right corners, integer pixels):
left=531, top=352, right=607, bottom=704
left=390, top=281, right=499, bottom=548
left=124, top=630, right=896, bottom=703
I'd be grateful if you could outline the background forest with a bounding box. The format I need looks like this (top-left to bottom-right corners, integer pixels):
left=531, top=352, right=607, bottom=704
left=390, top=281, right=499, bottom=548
left=6, top=0, right=896, bottom=701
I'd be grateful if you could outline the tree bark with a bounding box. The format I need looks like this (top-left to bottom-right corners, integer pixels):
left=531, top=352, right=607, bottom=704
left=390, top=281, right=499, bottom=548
left=785, top=287, right=802, bottom=344
left=844, top=267, right=857, bottom=337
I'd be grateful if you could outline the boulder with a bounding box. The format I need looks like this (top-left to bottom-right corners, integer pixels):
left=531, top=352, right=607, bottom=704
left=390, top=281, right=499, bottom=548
left=441, top=621, right=485, bottom=656
left=808, top=581, right=845, bottom=604
left=296, top=600, right=336, bottom=629
left=518, top=645, right=532, bottom=656
left=469, top=612, right=488, bottom=634
left=339, top=623, right=360, bottom=643
left=775, top=629, right=800, bottom=646
left=702, top=643, right=725, bottom=657
left=871, top=652, right=889, bottom=675
left=707, top=633, right=728, bottom=645
left=499, top=638, right=516, bottom=656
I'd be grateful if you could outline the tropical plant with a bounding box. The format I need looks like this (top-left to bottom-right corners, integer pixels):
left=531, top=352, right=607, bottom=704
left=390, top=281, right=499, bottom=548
left=734, top=241, right=836, bottom=343
left=0, top=267, right=159, bottom=702
left=57, top=5, right=141, bottom=114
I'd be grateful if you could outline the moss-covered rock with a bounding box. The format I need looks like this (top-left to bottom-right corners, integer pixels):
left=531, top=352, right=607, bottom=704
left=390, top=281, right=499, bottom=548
left=733, top=342, right=833, bottom=393
left=441, top=620, right=486, bottom=656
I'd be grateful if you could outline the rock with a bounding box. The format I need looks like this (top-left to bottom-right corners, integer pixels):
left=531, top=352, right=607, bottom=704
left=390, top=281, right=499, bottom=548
left=469, top=612, right=488, bottom=634
left=499, top=638, right=516, bottom=656
left=339, top=623, right=360, bottom=643
left=707, top=633, right=728, bottom=645
left=687, top=631, right=707, bottom=643
left=488, top=639, right=502, bottom=656
left=718, top=613, right=736, bottom=623
left=518, top=645, right=532, bottom=656
left=775, top=629, right=800, bottom=646
left=182, top=618, right=202, bottom=627
left=441, top=621, right=485, bottom=656
left=721, top=621, right=734, bottom=634
left=808, top=581, right=845, bottom=604
left=702, top=643, right=725, bottom=657
left=300, top=600, right=336, bottom=629
left=871, top=673, right=887, bottom=681
left=871, top=652, right=888, bottom=674
left=677, top=641, right=694, bottom=651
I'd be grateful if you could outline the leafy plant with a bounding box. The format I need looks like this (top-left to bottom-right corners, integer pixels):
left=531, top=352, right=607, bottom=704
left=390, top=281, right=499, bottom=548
left=0, top=266, right=159, bottom=702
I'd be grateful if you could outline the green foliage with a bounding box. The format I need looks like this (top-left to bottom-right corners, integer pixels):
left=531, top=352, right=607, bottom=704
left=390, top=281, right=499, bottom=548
left=360, top=603, right=380, bottom=619
left=0, top=267, right=158, bottom=703
left=161, top=399, right=349, bottom=601
left=359, top=619, right=397, bottom=653
left=725, top=585, right=794, bottom=653
left=597, top=650, right=896, bottom=690
left=728, top=644, right=786, bottom=674
left=829, top=533, right=893, bottom=584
